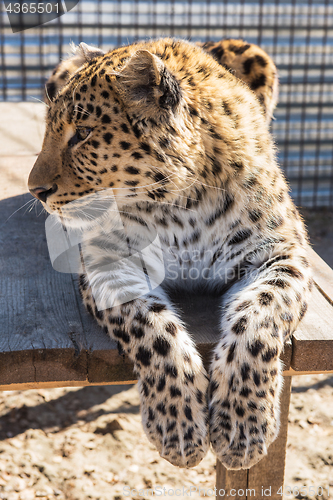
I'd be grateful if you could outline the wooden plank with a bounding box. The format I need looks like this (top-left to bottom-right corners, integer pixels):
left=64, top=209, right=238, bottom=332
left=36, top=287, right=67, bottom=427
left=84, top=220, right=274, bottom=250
left=283, top=369, right=333, bottom=377
left=69, top=277, right=135, bottom=384
left=246, top=376, right=292, bottom=500
left=288, top=247, right=333, bottom=373
left=0, top=193, right=88, bottom=385
left=0, top=380, right=137, bottom=392
left=0, top=157, right=331, bottom=388
left=216, top=377, right=292, bottom=500
left=82, top=291, right=292, bottom=384
left=291, top=286, right=333, bottom=372
left=0, top=350, right=35, bottom=387
left=5, top=189, right=328, bottom=391
left=216, top=462, right=248, bottom=500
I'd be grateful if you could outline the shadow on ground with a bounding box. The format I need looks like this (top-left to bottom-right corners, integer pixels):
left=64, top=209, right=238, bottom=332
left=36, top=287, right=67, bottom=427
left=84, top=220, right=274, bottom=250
left=291, top=374, right=333, bottom=393
left=0, top=384, right=139, bottom=440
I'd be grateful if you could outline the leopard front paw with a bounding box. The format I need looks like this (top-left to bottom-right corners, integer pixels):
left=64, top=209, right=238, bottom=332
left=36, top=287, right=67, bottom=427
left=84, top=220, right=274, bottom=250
left=209, top=361, right=282, bottom=470
left=139, top=364, right=210, bottom=468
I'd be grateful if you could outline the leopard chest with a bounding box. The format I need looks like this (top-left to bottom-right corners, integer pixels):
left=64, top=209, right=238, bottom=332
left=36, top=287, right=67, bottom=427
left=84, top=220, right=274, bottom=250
left=111, top=200, right=250, bottom=291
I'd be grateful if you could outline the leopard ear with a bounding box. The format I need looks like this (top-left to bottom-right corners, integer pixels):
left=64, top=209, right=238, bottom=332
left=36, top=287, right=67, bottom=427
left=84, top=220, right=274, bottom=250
left=71, top=42, right=105, bottom=63
left=45, top=43, right=105, bottom=102
left=200, top=39, right=278, bottom=123
left=114, top=49, right=182, bottom=116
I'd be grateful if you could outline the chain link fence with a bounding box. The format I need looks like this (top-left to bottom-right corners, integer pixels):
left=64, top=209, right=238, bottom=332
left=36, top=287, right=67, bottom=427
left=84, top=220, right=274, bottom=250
left=1, top=0, right=332, bottom=207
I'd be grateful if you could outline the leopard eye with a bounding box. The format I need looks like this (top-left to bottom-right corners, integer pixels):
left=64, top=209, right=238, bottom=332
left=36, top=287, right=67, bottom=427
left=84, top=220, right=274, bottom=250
left=68, top=127, right=92, bottom=147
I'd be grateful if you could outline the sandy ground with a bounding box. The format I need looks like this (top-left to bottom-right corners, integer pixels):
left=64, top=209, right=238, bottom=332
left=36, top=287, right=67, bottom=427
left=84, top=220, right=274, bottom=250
left=0, top=375, right=332, bottom=500
left=0, top=211, right=332, bottom=500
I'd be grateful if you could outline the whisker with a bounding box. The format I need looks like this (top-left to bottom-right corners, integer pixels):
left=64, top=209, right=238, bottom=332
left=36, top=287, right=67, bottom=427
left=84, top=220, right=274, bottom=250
left=29, top=96, right=49, bottom=108
left=25, top=199, right=38, bottom=214
left=74, top=104, right=91, bottom=116
left=192, top=179, right=226, bottom=192
left=44, top=84, right=52, bottom=104
left=36, top=204, right=47, bottom=217
left=3, top=198, right=36, bottom=225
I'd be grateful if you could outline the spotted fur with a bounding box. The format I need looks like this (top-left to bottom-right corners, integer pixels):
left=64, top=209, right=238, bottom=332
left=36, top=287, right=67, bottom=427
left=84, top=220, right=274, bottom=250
left=29, top=38, right=311, bottom=470
left=198, top=39, right=278, bottom=123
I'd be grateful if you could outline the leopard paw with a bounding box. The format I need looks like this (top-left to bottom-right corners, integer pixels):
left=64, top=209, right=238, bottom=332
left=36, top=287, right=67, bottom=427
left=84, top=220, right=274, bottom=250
left=209, top=361, right=282, bottom=470
left=139, top=364, right=210, bottom=468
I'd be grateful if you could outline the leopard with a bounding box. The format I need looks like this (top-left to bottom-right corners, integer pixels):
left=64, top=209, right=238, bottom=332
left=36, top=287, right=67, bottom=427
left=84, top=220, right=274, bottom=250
left=28, top=37, right=312, bottom=470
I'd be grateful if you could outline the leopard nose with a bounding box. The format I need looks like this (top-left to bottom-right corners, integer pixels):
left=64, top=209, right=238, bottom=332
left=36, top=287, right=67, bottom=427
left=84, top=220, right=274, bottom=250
left=29, top=184, right=58, bottom=203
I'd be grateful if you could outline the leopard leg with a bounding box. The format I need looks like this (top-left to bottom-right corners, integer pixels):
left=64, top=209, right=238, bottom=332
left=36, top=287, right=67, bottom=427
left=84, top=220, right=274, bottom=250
left=80, top=275, right=209, bottom=468
left=209, top=252, right=312, bottom=470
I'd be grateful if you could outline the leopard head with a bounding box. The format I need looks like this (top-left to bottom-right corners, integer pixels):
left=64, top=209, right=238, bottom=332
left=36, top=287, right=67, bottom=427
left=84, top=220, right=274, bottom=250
left=29, top=41, right=203, bottom=225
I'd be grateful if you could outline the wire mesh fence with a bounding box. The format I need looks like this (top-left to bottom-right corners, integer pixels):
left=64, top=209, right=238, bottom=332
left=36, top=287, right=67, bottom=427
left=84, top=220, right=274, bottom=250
left=1, top=0, right=333, bottom=208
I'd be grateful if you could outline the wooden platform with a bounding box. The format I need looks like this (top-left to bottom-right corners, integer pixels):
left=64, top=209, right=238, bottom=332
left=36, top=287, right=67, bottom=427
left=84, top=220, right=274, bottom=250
left=1, top=187, right=333, bottom=391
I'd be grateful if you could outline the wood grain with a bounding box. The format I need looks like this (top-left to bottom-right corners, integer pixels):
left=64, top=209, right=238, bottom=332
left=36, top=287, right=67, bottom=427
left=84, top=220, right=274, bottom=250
left=0, top=194, right=88, bottom=386
left=246, top=377, right=292, bottom=500
left=216, top=463, right=248, bottom=500
left=291, top=286, right=333, bottom=372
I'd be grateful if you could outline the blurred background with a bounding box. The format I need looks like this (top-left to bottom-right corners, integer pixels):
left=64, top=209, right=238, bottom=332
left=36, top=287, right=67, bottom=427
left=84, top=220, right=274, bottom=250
left=1, top=0, right=333, bottom=208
